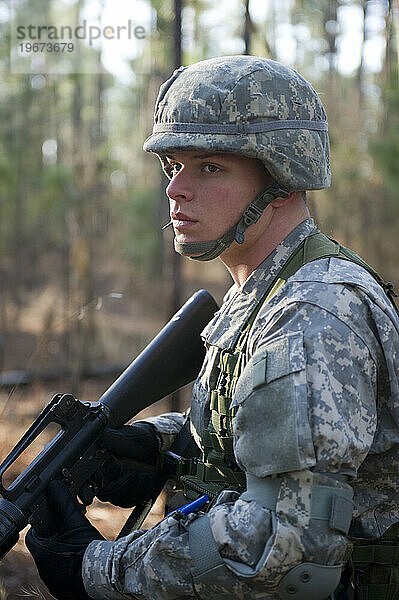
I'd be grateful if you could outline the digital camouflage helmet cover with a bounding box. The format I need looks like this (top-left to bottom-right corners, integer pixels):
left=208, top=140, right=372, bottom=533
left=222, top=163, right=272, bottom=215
left=143, top=55, right=330, bottom=261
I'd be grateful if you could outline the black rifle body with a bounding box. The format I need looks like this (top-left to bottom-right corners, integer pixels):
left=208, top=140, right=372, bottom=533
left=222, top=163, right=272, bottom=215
left=0, top=290, right=218, bottom=558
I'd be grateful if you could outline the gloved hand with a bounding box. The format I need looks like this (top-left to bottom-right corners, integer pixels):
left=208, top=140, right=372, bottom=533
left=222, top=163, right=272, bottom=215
left=26, top=480, right=104, bottom=600
left=96, top=421, right=162, bottom=508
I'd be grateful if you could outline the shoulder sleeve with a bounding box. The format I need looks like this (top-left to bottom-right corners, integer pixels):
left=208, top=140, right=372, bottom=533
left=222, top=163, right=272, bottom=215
left=233, top=294, right=377, bottom=478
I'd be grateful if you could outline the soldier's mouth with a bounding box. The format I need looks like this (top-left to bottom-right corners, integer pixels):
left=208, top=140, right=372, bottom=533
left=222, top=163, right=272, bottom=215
left=172, top=213, right=198, bottom=229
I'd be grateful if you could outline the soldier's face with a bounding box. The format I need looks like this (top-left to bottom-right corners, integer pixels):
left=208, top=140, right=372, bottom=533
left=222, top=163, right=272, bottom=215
left=165, top=151, right=272, bottom=250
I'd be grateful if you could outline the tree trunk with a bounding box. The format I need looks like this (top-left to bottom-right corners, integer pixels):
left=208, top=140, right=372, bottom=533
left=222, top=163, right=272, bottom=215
left=243, top=0, right=251, bottom=55
left=356, top=0, right=368, bottom=112
left=392, top=0, right=399, bottom=80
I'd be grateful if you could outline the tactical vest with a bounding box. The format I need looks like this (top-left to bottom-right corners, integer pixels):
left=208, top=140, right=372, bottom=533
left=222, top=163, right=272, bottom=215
left=177, top=229, right=399, bottom=600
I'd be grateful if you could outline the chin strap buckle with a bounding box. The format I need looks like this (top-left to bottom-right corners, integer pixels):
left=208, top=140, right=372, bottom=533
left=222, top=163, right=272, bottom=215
left=242, top=203, right=264, bottom=227
left=235, top=204, right=264, bottom=244
left=234, top=184, right=290, bottom=245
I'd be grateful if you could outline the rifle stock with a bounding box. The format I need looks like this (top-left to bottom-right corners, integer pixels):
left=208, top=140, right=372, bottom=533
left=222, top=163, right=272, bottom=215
left=0, top=289, right=218, bottom=559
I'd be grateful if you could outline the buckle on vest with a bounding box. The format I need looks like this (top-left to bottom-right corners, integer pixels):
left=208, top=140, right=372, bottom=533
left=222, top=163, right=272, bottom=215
left=184, top=457, right=199, bottom=477
left=161, top=451, right=199, bottom=478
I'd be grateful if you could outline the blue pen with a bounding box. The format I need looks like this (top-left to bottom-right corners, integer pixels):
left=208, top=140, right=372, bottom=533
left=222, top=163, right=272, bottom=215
left=167, top=494, right=210, bottom=520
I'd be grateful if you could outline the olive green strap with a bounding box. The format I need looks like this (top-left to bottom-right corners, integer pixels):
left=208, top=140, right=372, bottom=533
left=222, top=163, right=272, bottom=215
left=266, top=229, right=399, bottom=312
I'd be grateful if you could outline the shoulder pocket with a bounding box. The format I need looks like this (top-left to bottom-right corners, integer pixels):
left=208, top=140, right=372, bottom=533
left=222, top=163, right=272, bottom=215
left=252, top=331, right=306, bottom=389
left=232, top=332, right=316, bottom=477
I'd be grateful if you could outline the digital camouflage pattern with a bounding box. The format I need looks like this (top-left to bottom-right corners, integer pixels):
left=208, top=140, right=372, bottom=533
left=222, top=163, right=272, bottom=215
left=82, top=219, right=399, bottom=599
left=143, top=56, right=331, bottom=191
left=141, top=412, right=187, bottom=452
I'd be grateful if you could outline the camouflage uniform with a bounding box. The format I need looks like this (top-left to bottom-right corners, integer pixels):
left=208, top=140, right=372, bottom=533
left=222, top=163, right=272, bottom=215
left=82, top=218, right=399, bottom=599
left=81, top=57, right=399, bottom=598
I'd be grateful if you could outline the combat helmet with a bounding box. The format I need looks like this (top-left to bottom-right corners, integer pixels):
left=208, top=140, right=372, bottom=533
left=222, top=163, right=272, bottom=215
left=143, top=55, right=330, bottom=261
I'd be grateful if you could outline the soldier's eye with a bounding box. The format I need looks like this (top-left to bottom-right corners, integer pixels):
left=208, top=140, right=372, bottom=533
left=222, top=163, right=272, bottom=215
left=203, top=164, right=219, bottom=173
left=170, top=163, right=182, bottom=174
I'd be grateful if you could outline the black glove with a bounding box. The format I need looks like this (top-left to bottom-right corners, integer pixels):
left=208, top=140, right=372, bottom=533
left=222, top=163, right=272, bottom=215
left=96, top=421, right=161, bottom=508
left=26, top=480, right=104, bottom=600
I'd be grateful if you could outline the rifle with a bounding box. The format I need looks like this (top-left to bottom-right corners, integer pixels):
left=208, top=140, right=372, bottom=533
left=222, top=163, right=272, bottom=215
left=0, top=289, right=218, bottom=559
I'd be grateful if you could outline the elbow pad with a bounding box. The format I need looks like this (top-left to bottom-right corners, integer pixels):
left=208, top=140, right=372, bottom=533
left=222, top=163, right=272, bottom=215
left=188, top=472, right=353, bottom=599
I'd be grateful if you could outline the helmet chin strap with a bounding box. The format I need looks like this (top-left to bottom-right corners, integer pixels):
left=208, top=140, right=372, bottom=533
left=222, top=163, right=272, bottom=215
left=174, top=183, right=290, bottom=262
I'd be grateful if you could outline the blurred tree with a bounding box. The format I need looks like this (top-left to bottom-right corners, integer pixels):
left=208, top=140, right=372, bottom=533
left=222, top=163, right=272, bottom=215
left=0, top=0, right=398, bottom=383
left=169, top=0, right=183, bottom=412
left=243, top=0, right=253, bottom=55
left=369, top=5, right=399, bottom=282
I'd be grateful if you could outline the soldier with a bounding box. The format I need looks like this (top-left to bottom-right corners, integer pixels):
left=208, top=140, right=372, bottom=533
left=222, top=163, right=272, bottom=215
left=26, top=56, right=399, bottom=600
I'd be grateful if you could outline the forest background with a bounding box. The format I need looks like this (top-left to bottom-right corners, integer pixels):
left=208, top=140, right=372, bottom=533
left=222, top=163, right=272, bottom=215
left=0, top=0, right=398, bottom=597
left=1, top=0, right=399, bottom=393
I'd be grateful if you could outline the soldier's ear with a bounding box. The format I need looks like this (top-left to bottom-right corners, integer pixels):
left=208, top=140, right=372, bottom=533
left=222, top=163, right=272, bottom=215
left=270, top=191, right=296, bottom=207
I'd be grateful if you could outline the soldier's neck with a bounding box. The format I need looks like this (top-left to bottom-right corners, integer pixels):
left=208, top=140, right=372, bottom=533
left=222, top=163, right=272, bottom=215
left=221, top=200, right=310, bottom=288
